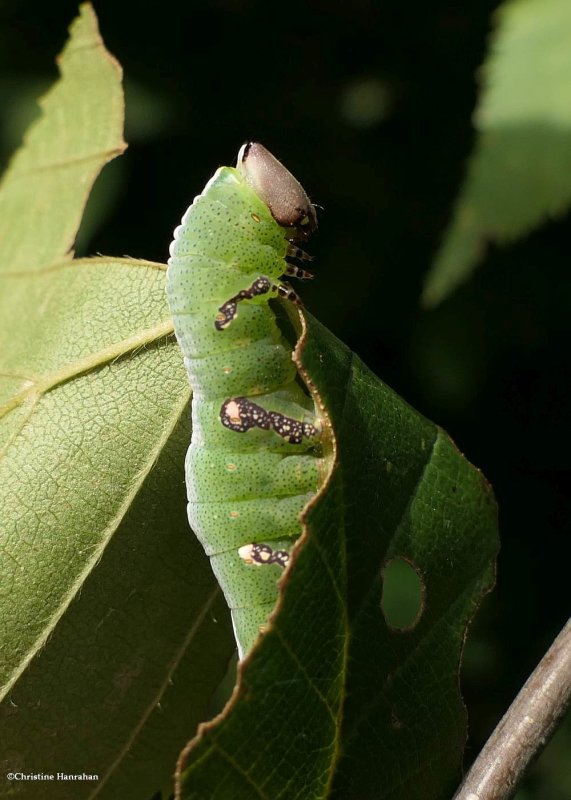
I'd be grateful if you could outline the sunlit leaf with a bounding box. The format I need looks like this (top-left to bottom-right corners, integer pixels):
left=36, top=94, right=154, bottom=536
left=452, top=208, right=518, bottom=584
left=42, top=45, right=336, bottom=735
left=423, top=0, right=571, bottom=306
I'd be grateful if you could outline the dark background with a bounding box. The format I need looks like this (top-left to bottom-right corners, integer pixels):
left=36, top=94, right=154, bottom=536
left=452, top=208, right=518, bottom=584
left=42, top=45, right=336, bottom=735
left=1, top=1, right=569, bottom=797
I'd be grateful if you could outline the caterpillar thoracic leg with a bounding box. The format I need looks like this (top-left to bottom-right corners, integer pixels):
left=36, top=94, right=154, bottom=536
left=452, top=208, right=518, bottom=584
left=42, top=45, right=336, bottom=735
left=286, top=243, right=314, bottom=262
left=285, top=263, right=315, bottom=280
left=274, top=283, right=302, bottom=306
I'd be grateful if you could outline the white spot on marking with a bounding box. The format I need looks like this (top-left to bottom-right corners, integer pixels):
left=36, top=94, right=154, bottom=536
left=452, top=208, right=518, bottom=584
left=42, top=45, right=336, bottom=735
left=238, top=544, right=255, bottom=564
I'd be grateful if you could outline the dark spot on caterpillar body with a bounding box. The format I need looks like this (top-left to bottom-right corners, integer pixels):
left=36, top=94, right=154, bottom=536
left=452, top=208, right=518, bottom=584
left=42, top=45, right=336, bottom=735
left=215, top=275, right=272, bottom=330
left=239, top=542, right=290, bottom=569
left=220, top=397, right=319, bottom=444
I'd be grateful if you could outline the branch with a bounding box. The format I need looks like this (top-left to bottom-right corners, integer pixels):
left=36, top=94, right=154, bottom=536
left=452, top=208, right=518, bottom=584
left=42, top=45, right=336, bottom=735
left=454, top=617, right=571, bottom=800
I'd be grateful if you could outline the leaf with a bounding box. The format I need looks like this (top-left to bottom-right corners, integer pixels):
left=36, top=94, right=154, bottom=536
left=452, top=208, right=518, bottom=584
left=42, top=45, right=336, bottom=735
left=176, top=309, right=498, bottom=800
left=0, top=6, right=234, bottom=799
left=422, top=0, right=571, bottom=307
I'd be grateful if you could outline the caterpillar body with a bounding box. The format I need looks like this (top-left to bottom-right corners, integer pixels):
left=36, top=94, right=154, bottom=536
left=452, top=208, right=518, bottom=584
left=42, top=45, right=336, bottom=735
left=166, top=143, right=322, bottom=658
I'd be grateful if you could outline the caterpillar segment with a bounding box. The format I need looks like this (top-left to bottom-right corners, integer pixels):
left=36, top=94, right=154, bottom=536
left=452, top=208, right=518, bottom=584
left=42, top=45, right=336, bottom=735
left=166, top=142, right=321, bottom=658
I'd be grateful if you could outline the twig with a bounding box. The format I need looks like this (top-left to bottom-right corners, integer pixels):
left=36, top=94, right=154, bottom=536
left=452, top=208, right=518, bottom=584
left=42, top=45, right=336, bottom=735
left=454, top=617, right=571, bottom=800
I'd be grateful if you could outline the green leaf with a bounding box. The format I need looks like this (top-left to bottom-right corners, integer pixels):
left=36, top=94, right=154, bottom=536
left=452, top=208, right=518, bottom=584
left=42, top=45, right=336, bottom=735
left=176, top=310, right=498, bottom=800
left=423, top=0, right=571, bottom=307
left=0, top=6, right=234, bottom=798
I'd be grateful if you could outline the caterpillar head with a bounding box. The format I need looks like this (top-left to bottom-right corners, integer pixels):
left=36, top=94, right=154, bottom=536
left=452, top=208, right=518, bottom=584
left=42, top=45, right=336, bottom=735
left=237, top=141, right=318, bottom=238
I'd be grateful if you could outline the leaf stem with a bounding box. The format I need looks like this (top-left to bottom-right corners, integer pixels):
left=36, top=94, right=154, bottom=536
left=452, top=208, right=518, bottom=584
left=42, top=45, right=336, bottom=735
left=454, top=617, right=571, bottom=800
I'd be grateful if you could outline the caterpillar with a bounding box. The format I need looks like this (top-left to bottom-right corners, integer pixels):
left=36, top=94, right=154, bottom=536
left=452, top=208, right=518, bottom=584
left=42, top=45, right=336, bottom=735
left=166, top=142, right=322, bottom=659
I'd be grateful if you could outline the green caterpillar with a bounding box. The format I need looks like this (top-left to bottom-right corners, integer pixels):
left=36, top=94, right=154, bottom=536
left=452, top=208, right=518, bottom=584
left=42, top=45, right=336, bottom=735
left=166, top=142, right=322, bottom=658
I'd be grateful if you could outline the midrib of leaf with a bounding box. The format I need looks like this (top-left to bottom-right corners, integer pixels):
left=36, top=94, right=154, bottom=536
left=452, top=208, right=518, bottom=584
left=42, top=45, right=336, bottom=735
left=335, top=426, right=449, bottom=759
left=90, top=583, right=221, bottom=800
left=0, top=380, right=192, bottom=702
left=0, top=256, right=173, bottom=426
left=0, top=319, right=174, bottom=421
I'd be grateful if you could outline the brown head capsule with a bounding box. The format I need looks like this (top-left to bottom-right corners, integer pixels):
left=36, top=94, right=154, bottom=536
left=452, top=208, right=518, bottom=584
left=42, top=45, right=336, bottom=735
left=237, top=141, right=318, bottom=237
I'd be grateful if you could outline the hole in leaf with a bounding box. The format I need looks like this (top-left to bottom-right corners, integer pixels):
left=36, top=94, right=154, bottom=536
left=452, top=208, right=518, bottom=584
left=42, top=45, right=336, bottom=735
left=381, top=557, right=424, bottom=631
